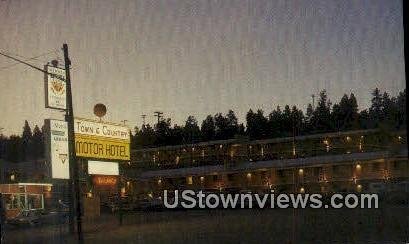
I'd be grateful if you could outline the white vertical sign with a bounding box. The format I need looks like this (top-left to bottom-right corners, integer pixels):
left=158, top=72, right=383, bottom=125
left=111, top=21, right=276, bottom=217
left=45, top=65, right=67, bottom=110
left=46, top=119, right=70, bottom=179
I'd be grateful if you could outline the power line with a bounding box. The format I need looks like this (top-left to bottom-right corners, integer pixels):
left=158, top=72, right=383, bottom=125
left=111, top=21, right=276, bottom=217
left=141, top=114, right=146, bottom=125
left=1, top=48, right=59, bottom=60
left=12, top=51, right=59, bottom=64
left=0, top=51, right=66, bottom=81
left=0, top=49, right=59, bottom=71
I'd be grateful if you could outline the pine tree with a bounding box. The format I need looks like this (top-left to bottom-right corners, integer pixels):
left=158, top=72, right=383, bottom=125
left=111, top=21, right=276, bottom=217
left=369, top=88, right=383, bottom=127
left=31, top=125, right=44, bottom=159
left=184, top=116, right=201, bottom=143
left=201, top=115, right=215, bottom=141
left=22, top=120, right=32, bottom=160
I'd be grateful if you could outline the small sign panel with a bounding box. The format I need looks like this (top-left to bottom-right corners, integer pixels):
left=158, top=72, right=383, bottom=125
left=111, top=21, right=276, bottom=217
left=45, top=119, right=70, bottom=179
left=88, top=161, right=119, bottom=176
left=92, top=175, right=118, bottom=186
left=74, top=118, right=130, bottom=140
left=45, top=65, right=67, bottom=110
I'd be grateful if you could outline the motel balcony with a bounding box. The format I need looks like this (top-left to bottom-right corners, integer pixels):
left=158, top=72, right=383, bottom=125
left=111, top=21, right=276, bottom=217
left=120, top=129, right=408, bottom=195
left=127, top=129, right=407, bottom=172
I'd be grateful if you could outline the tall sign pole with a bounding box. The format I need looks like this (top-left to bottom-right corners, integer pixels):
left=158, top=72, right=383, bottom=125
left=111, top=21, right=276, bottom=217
left=63, top=44, right=83, bottom=242
left=0, top=47, right=83, bottom=241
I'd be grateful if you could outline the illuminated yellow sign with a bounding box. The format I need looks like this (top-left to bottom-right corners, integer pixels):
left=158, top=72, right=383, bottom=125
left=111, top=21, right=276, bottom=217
left=74, top=118, right=130, bottom=161
left=75, top=135, right=130, bottom=161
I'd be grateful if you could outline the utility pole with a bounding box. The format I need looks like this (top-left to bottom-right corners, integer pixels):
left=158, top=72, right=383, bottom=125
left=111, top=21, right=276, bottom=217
left=311, top=94, right=315, bottom=108
left=0, top=46, right=83, bottom=242
left=141, top=114, right=146, bottom=126
left=63, top=44, right=83, bottom=243
left=154, top=111, right=163, bottom=125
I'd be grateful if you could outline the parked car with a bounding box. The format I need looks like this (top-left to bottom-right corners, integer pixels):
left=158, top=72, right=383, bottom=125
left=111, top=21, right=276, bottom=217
left=138, top=198, right=163, bottom=210
left=7, top=209, right=43, bottom=227
left=107, top=198, right=138, bottom=213
left=7, top=209, right=68, bottom=227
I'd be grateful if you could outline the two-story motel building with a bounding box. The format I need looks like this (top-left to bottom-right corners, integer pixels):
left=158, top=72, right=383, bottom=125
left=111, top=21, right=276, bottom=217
left=121, top=129, right=408, bottom=197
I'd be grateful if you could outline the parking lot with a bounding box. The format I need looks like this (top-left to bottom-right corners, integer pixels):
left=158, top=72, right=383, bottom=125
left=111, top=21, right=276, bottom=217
left=3, top=203, right=408, bottom=244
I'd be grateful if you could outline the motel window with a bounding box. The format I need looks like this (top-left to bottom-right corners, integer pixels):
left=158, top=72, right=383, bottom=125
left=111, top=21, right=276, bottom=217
left=186, top=176, right=193, bottom=185
left=3, top=193, right=24, bottom=210
left=227, top=174, right=234, bottom=181
left=314, top=167, right=323, bottom=177
left=392, top=161, right=406, bottom=170
left=27, top=194, right=43, bottom=210
left=372, top=162, right=381, bottom=171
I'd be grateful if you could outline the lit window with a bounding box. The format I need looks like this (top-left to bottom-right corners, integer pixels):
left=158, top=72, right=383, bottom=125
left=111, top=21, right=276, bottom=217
left=186, top=176, right=193, bottom=185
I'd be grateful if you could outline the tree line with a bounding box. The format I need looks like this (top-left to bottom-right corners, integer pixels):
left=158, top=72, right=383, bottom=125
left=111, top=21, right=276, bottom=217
left=0, top=88, right=406, bottom=161
left=133, top=88, right=406, bottom=148
left=0, top=121, right=44, bottom=162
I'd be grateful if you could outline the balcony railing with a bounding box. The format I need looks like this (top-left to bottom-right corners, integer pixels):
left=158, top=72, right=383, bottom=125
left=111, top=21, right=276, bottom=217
left=127, top=129, right=407, bottom=171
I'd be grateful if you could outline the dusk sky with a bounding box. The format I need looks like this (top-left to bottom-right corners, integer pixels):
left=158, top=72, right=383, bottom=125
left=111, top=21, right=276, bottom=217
left=0, top=0, right=405, bottom=135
